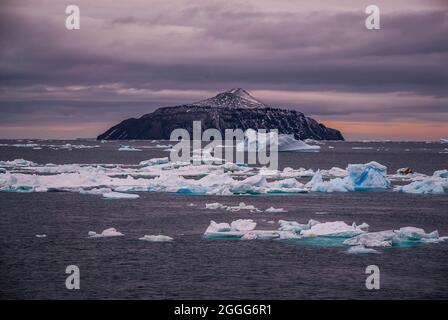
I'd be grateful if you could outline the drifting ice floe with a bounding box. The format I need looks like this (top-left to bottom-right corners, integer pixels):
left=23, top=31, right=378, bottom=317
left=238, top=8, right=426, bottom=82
left=204, top=219, right=446, bottom=251
left=346, top=245, right=380, bottom=255
left=139, top=235, right=174, bottom=242
left=205, top=202, right=262, bottom=212
left=102, top=192, right=140, bottom=199
left=118, top=145, right=141, bottom=151
left=35, top=234, right=47, bottom=238
left=0, top=158, right=444, bottom=196
left=301, top=221, right=366, bottom=238
left=394, top=170, right=448, bottom=194
left=88, top=228, right=124, bottom=238
left=343, top=227, right=441, bottom=247
left=265, top=207, right=287, bottom=213
left=237, top=132, right=320, bottom=152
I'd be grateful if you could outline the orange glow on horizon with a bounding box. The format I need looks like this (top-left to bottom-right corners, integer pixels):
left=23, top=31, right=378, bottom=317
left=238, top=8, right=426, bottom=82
left=321, top=120, right=448, bottom=141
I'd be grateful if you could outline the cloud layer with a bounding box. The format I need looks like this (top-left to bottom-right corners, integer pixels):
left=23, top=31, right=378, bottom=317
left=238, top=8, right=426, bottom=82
left=0, top=0, right=447, bottom=139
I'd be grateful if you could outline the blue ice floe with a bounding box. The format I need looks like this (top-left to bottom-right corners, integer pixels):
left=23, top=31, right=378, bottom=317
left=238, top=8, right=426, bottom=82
left=139, top=235, right=174, bottom=242
left=204, top=219, right=446, bottom=253
left=394, top=169, right=448, bottom=195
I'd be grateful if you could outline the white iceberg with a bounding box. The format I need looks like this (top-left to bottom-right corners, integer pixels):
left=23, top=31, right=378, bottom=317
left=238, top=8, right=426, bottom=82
left=301, top=221, right=365, bottom=238
left=394, top=170, right=448, bottom=194
left=139, top=157, right=169, bottom=166
left=88, top=227, right=124, bottom=238
left=35, top=234, right=47, bottom=238
left=343, top=230, right=396, bottom=247
left=139, top=235, right=174, bottom=242
left=265, top=207, right=287, bottom=213
left=230, top=219, right=257, bottom=231
left=237, top=131, right=320, bottom=152
left=346, top=245, right=380, bottom=255
left=102, top=192, right=140, bottom=199
left=118, top=146, right=141, bottom=151
left=346, top=161, right=390, bottom=190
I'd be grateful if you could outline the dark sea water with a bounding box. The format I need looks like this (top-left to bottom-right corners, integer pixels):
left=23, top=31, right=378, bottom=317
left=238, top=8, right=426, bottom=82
left=0, top=140, right=447, bottom=299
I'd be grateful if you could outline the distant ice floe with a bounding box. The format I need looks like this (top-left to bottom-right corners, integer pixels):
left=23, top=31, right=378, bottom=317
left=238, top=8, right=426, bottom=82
left=204, top=219, right=446, bottom=253
left=0, top=143, right=99, bottom=150
left=265, top=207, right=287, bottom=213
left=0, top=158, right=446, bottom=196
left=118, top=145, right=142, bottom=151
left=205, top=202, right=262, bottom=212
left=237, top=132, right=320, bottom=152
left=88, top=228, right=124, bottom=238
left=35, top=234, right=47, bottom=238
left=139, top=235, right=174, bottom=242
left=102, top=191, right=140, bottom=199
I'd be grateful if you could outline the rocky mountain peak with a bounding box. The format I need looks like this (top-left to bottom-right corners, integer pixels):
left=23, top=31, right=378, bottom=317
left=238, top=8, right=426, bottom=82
left=194, top=88, right=267, bottom=109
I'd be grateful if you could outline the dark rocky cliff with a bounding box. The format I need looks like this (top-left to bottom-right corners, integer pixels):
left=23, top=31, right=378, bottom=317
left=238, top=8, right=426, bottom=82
left=97, top=88, right=344, bottom=141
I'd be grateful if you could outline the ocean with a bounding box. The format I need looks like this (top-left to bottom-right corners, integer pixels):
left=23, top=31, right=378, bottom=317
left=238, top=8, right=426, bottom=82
left=0, top=140, right=447, bottom=299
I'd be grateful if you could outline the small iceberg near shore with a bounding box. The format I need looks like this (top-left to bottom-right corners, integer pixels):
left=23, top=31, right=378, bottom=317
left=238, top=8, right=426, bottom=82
left=88, top=228, right=124, bottom=238
left=237, top=132, right=320, bottom=152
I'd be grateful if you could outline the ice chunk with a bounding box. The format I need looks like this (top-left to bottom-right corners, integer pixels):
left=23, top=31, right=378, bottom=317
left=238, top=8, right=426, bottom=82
left=139, top=235, right=174, bottom=242
left=394, top=173, right=448, bottom=194
left=0, top=159, right=37, bottom=167
left=237, top=131, right=320, bottom=152
left=88, top=227, right=124, bottom=238
left=301, top=221, right=365, bottom=238
left=102, top=191, right=140, bottom=199
left=227, top=202, right=262, bottom=212
left=35, top=234, right=47, bottom=238
left=139, top=157, right=169, bottom=166
left=205, top=221, right=232, bottom=234
left=118, top=146, right=141, bottom=151
left=230, top=219, right=257, bottom=231
left=346, top=161, right=390, bottom=190
left=278, top=220, right=310, bottom=232
left=230, top=175, right=267, bottom=194
left=394, top=227, right=439, bottom=242
left=346, top=245, right=380, bottom=255
left=205, top=202, right=227, bottom=210
left=305, top=172, right=353, bottom=192
left=265, top=207, right=287, bottom=213
left=343, top=230, right=396, bottom=247
left=241, top=230, right=281, bottom=240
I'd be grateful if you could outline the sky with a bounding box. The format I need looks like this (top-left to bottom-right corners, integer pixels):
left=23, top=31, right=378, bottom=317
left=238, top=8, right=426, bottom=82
left=0, top=0, right=447, bottom=140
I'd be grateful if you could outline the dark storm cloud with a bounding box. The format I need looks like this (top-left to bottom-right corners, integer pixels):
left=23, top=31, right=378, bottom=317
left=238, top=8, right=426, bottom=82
left=0, top=0, right=447, bottom=138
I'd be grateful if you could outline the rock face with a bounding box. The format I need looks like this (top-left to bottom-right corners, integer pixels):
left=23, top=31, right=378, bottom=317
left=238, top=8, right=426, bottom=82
left=97, top=88, right=344, bottom=140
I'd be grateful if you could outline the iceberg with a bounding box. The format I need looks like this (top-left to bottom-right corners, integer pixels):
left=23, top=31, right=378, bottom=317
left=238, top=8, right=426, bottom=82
left=394, top=170, right=448, bottom=194
left=139, top=235, right=174, bottom=242
left=118, top=146, right=141, bottom=151
left=102, top=192, right=140, bottom=199
left=346, top=161, right=390, bottom=190
left=346, top=245, right=380, bottom=255
left=301, top=221, right=365, bottom=238
left=35, top=234, right=47, bottom=238
left=343, top=227, right=442, bottom=247
left=230, top=219, right=257, bottom=231
left=237, top=131, right=320, bottom=152
left=343, top=230, right=396, bottom=247
left=265, top=207, right=287, bottom=213
left=139, top=157, right=169, bottom=166
left=88, top=227, right=124, bottom=238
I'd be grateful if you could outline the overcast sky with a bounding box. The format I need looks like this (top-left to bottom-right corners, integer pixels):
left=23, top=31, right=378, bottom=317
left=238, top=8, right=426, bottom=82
left=1, top=0, right=447, bottom=140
